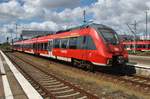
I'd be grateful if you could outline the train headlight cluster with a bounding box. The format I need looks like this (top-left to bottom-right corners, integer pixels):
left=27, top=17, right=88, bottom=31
left=117, top=56, right=125, bottom=64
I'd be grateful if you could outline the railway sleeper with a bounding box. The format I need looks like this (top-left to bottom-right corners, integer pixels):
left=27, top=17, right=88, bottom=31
left=40, top=79, right=57, bottom=83
left=56, top=92, right=80, bottom=98
left=52, top=89, right=74, bottom=94
left=49, top=86, right=69, bottom=91
left=43, top=81, right=61, bottom=85
left=50, top=87, right=72, bottom=93
left=54, top=89, right=80, bottom=97
left=46, top=83, right=64, bottom=88
left=41, top=77, right=54, bottom=80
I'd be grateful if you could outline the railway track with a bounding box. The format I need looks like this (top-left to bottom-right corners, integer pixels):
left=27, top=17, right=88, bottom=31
left=6, top=53, right=99, bottom=99
left=7, top=52, right=150, bottom=96
left=94, top=70, right=150, bottom=95
left=98, top=72, right=150, bottom=94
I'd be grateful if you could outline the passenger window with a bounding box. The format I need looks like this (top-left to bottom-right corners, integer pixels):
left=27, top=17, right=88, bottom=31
left=77, top=36, right=84, bottom=49
left=33, top=43, right=36, bottom=49
left=69, top=37, right=77, bottom=49
left=54, top=39, right=60, bottom=48
left=44, top=43, right=48, bottom=50
left=86, top=36, right=96, bottom=50
left=48, top=40, right=53, bottom=51
left=40, top=43, right=43, bottom=50
left=38, top=43, right=41, bottom=50
left=61, top=39, right=68, bottom=49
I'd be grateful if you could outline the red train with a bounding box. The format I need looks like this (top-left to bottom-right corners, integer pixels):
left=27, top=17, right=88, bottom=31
left=13, top=23, right=128, bottom=71
left=123, top=40, right=150, bottom=51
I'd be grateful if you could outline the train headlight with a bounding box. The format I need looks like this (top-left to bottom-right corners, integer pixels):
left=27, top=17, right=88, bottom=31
left=117, top=56, right=124, bottom=64
left=107, top=58, right=113, bottom=65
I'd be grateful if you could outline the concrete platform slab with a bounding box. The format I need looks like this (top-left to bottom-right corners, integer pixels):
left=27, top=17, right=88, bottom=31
left=0, top=50, right=43, bottom=99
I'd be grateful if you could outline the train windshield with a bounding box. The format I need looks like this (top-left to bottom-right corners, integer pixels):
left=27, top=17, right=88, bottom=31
left=98, top=28, right=119, bottom=45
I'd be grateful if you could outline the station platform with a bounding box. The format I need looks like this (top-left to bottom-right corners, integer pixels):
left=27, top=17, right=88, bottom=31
left=129, top=55, right=150, bottom=68
left=0, top=73, right=4, bottom=99
left=0, top=50, right=43, bottom=99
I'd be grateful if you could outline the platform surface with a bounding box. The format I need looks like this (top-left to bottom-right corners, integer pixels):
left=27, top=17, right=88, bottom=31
left=129, top=55, right=150, bottom=67
left=0, top=74, right=4, bottom=99
left=0, top=50, right=43, bottom=99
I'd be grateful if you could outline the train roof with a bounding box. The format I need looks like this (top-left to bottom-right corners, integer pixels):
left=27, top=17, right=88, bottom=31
left=14, top=23, right=113, bottom=44
left=55, top=23, right=111, bottom=34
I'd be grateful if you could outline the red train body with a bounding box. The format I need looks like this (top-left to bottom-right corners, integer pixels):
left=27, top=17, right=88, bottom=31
left=13, top=23, right=128, bottom=69
left=123, top=40, right=150, bottom=51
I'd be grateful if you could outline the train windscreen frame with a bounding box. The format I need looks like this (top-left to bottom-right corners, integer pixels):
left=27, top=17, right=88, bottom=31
left=98, top=28, right=119, bottom=45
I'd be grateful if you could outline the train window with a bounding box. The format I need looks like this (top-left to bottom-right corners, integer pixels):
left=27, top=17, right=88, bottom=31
left=48, top=40, right=53, bottom=51
left=31, top=44, right=33, bottom=49
left=98, top=29, right=119, bottom=45
left=54, top=39, right=60, bottom=48
left=69, top=37, right=77, bottom=49
left=27, top=44, right=28, bottom=48
left=61, top=39, right=68, bottom=49
left=45, top=43, right=48, bottom=50
left=24, top=44, right=26, bottom=48
left=38, top=43, right=41, bottom=50
left=35, top=43, right=38, bottom=50
left=77, top=36, right=84, bottom=49
left=29, top=44, right=32, bottom=49
left=40, top=43, right=42, bottom=50
left=33, top=43, right=36, bottom=49
left=43, top=43, right=47, bottom=50
left=41, top=43, right=44, bottom=50
left=37, top=43, right=39, bottom=50
left=148, top=44, right=150, bottom=48
left=41, top=43, right=43, bottom=50
left=86, top=36, right=96, bottom=50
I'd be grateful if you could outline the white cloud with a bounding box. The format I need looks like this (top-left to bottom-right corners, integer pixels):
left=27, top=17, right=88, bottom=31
left=0, top=0, right=24, bottom=22
left=22, top=21, right=61, bottom=31
left=1, top=0, right=150, bottom=42
left=23, top=0, right=80, bottom=9
left=89, top=0, right=150, bottom=35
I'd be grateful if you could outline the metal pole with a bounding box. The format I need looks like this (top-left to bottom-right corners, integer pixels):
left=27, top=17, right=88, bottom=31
left=83, top=10, right=86, bottom=23
left=16, top=23, right=17, bottom=39
left=146, top=11, right=148, bottom=40
left=145, top=10, right=149, bottom=49
left=133, top=20, right=137, bottom=53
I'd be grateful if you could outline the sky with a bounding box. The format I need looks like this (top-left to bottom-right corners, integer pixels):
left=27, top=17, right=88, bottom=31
left=0, top=0, right=150, bottom=43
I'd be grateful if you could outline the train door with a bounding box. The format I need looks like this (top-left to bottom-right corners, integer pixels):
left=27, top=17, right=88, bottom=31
left=48, top=39, right=55, bottom=58
left=82, top=36, right=96, bottom=61
left=81, top=36, right=87, bottom=60
left=34, top=43, right=39, bottom=55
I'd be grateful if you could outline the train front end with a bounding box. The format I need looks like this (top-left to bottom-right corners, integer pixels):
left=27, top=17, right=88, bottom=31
left=94, top=24, right=128, bottom=66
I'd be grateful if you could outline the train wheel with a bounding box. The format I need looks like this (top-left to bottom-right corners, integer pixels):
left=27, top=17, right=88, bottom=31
left=86, top=62, right=95, bottom=72
left=72, top=59, right=80, bottom=67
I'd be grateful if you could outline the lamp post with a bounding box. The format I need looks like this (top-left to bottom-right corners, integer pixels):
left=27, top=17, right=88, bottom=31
left=145, top=9, right=149, bottom=49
